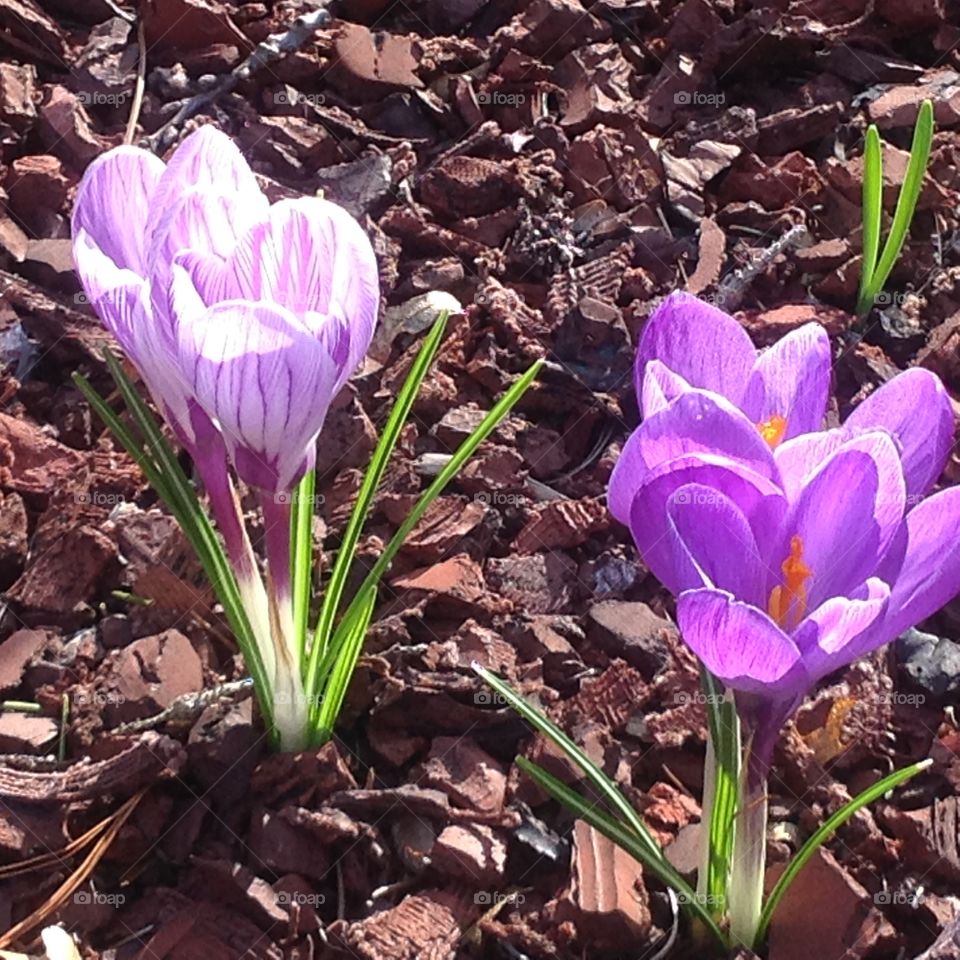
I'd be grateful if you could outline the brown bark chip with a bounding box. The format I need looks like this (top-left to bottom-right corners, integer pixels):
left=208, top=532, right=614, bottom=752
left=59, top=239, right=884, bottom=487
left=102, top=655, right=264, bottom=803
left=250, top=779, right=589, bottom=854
left=330, top=888, right=472, bottom=960
left=767, top=848, right=897, bottom=960
left=549, top=821, right=651, bottom=950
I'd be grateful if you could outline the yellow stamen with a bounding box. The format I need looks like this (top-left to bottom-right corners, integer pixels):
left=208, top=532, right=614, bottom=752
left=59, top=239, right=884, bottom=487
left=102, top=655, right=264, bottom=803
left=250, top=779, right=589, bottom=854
left=757, top=414, right=787, bottom=449
left=768, top=535, right=812, bottom=629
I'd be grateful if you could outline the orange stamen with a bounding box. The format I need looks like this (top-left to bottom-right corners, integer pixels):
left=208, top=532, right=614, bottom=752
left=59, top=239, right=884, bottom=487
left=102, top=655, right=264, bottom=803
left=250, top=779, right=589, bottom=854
left=768, top=535, right=813, bottom=629
left=757, top=414, right=787, bottom=449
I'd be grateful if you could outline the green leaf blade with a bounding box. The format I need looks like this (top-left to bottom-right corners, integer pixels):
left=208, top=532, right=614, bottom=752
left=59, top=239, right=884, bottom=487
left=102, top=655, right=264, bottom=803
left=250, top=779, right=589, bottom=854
left=755, top=757, right=932, bottom=946
left=857, top=123, right=883, bottom=314
left=858, top=100, right=934, bottom=315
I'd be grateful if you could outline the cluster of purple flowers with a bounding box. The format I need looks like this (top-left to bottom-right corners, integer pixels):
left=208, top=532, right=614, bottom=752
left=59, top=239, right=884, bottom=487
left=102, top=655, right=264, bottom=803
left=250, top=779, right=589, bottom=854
left=610, top=292, right=960, bottom=762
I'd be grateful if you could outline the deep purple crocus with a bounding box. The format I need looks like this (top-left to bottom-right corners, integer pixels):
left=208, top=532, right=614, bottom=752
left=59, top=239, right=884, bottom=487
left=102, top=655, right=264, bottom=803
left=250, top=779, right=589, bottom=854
left=635, top=291, right=832, bottom=448
left=610, top=293, right=959, bottom=762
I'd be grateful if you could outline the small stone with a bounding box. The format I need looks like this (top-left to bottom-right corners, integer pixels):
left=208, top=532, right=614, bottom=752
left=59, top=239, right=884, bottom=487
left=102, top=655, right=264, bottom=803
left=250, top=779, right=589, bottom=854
left=415, top=737, right=506, bottom=814
left=587, top=601, right=676, bottom=676
left=103, top=629, right=203, bottom=725
left=896, top=628, right=960, bottom=699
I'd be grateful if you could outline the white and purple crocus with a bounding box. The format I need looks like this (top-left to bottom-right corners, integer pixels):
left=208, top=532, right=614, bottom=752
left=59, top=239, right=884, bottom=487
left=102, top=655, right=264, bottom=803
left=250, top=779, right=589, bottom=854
left=610, top=292, right=959, bottom=942
left=72, top=126, right=380, bottom=749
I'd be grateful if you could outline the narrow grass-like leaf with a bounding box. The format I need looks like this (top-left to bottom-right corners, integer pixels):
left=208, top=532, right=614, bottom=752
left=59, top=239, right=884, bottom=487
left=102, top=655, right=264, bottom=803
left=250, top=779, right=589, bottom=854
left=858, top=100, right=934, bottom=315
left=76, top=362, right=275, bottom=736
left=517, top=757, right=728, bottom=947
left=755, top=757, right=932, bottom=946
left=303, top=311, right=449, bottom=696
left=701, top=671, right=740, bottom=919
left=476, top=664, right=661, bottom=858
left=291, top=468, right=316, bottom=661
left=856, top=124, right=883, bottom=313
left=311, top=586, right=376, bottom=741
left=306, top=363, right=542, bottom=739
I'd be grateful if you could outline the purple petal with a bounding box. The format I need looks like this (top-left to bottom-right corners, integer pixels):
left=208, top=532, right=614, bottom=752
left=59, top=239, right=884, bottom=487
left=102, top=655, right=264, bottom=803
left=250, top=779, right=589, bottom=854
left=93, top=280, right=194, bottom=443
left=639, top=359, right=693, bottom=418
left=741, top=323, right=831, bottom=440
left=845, top=368, right=955, bottom=500
left=774, top=428, right=848, bottom=502
left=145, top=125, right=267, bottom=268
left=174, top=293, right=341, bottom=493
left=676, top=588, right=804, bottom=695
left=225, top=198, right=379, bottom=374
left=775, top=432, right=905, bottom=611
left=72, top=146, right=164, bottom=284
left=149, top=190, right=266, bottom=321
left=627, top=455, right=786, bottom=595
left=667, top=484, right=768, bottom=605
left=882, top=486, right=960, bottom=639
left=793, top=578, right=890, bottom=682
left=635, top=292, right=755, bottom=406
left=609, top=390, right=778, bottom=525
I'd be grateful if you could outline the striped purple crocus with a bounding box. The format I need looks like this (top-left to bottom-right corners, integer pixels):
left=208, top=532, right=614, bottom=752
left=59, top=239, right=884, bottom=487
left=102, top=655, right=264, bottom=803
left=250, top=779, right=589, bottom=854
left=72, top=126, right=380, bottom=749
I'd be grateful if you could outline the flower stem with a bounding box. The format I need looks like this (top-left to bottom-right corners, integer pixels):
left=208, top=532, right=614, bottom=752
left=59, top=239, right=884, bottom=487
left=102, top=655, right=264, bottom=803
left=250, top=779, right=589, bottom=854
left=192, top=431, right=274, bottom=680
left=261, top=493, right=307, bottom=751
left=728, top=743, right=768, bottom=947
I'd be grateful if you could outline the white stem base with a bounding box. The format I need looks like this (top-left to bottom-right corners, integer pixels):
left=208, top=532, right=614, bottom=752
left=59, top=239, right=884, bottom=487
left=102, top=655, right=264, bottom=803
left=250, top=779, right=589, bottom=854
left=728, top=777, right=767, bottom=947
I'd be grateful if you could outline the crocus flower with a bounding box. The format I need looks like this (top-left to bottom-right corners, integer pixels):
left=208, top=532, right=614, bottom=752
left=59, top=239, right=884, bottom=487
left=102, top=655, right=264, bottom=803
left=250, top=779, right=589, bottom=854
left=611, top=316, right=958, bottom=761
left=72, top=126, right=380, bottom=750
left=635, top=292, right=831, bottom=448
left=72, top=126, right=269, bottom=451
left=608, top=295, right=958, bottom=947
left=170, top=195, right=379, bottom=495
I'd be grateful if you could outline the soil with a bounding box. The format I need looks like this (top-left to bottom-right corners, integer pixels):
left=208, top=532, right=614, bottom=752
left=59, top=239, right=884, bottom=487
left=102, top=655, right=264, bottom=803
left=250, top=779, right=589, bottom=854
left=1, top=0, right=960, bottom=958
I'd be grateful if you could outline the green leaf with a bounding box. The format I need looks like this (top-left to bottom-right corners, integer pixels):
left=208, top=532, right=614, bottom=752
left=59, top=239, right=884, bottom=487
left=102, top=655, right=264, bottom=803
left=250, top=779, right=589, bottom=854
left=755, top=757, right=932, bottom=946
left=701, top=671, right=740, bottom=918
left=306, top=362, right=542, bottom=740
left=476, top=664, right=662, bottom=860
left=291, top=468, right=316, bottom=662
left=303, top=310, right=449, bottom=697
left=75, top=360, right=276, bottom=739
left=857, top=100, right=934, bottom=315
left=311, top=586, right=377, bottom=742
left=517, top=757, right=728, bottom=947
left=857, top=123, right=883, bottom=313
